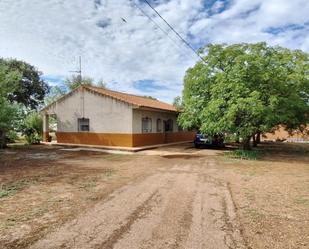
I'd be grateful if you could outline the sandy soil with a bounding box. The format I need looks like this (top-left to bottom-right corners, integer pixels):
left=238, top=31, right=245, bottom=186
left=29, top=162, right=244, bottom=249
left=0, top=143, right=308, bottom=249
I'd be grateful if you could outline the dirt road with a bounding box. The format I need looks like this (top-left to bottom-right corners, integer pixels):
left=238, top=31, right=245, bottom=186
left=2, top=143, right=308, bottom=248
left=29, top=161, right=245, bottom=249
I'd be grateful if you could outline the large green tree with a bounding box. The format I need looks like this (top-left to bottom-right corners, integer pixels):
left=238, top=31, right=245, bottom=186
left=0, top=59, right=49, bottom=109
left=0, top=97, right=19, bottom=148
left=0, top=58, right=49, bottom=147
left=178, top=43, right=309, bottom=149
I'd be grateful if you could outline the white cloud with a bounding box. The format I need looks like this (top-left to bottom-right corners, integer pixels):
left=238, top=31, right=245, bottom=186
left=0, top=0, right=308, bottom=103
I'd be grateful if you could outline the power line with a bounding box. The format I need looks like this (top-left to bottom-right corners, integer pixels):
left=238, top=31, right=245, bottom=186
left=141, top=0, right=206, bottom=63
left=130, top=0, right=195, bottom=59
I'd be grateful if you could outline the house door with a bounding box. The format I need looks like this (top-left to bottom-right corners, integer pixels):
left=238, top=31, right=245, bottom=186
left=163, top=119, right=173, bottom=143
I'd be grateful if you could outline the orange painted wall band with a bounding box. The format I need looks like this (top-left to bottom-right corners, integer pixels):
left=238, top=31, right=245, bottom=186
left=56, top=132, right=133, bottom=147
left=132, top=132, right=195, bottom=147
left=55, top=132, right=195, bottom=147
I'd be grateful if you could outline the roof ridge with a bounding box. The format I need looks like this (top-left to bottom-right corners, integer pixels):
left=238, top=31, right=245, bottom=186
left=86, top=85, right=162, bottom=102
left=83, top=85, right=177, bottom=112
left=85, top=85, right=140, bottom=106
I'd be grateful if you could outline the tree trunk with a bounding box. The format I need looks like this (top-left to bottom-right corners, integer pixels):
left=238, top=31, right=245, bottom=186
left=235, top=132, right=240, bottom=143
left=0, top=130, right=7, bottom=149
left=256, top=132, right=261, bottom=144
left=242, top=136, right=251, bottom=150
left=252, top=134, right=257, bottom=147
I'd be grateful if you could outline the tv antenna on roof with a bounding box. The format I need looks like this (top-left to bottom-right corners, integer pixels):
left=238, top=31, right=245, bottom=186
left=69, top=56, right=82, bottom=84
left=69, top=56, right=85, bottom=117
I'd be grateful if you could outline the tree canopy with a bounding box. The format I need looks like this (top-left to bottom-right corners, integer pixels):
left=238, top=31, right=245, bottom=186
left=44, top=85, right=66, bottom=106
left=0, top=58, right=49, bottom=109
left=0, top=58, right=49, bottom=147
left=178, top=43, right=309, bottom=149
left=64, top=75, right=107, bottom=91
left=0, top=97, right=19, bottom=148
left=64, top=75, right=94, bottom=91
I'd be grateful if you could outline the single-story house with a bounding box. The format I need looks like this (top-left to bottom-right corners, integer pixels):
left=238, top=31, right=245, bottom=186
left=41, top=85, right=195, bottom=147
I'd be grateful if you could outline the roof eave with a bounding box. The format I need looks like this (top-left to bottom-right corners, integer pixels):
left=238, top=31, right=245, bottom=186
left=135, top=105, right=178, bottom=113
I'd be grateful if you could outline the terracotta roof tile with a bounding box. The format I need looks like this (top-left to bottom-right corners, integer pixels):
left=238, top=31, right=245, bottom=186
left=85, top=86, right=177, bottom=112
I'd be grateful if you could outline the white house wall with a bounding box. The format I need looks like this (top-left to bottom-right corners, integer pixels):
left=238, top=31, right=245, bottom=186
left=132, top=109, right=178, bottom=134
left=44, top=88, right=133, bottom=133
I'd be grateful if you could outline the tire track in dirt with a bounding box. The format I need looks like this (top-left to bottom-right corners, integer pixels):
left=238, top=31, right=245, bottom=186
left=29, top=173, right=174, bottom=249
left=29, top=161, right=246, bottom=249
left=185, top=169, right=246, bottom=249
left=96, top=190, right=160, bottom=249
left=112, top=169, right=197, bottom=249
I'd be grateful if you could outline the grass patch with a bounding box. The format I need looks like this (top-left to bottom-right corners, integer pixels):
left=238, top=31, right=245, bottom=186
left=78, top=170, right=115, bottom=191
left=0, top=179, right=38, bottom=199
left=1, top=206, right=50, bottom=230
left=78, top=180, right=97, bottom=191
left=0, top=189, right=11, bottom=198
left=224, top=149, right=262, bottom=160
left=294, top=196, right=309, bottom=206
left=244, top=208, right=265, bottom=219
left=102, top=169, right=115, bottom=178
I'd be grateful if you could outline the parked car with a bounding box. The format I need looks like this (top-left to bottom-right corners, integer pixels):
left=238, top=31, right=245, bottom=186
left=194, top=133, right=224, bottom=148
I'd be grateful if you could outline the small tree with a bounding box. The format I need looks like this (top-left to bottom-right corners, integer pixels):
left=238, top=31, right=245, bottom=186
left=97, top=79, right=107, bottom=88
left=65, top=75, right=94, bottom=91
left=22, top=112, right=43, bottom=144
left=173, top=96, right=183, bottom=111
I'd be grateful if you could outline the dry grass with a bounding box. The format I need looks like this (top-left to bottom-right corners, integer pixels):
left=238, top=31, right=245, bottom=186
left=0, top=146, right=148, bottom=248
left=217, top=142, right=309, bottom=249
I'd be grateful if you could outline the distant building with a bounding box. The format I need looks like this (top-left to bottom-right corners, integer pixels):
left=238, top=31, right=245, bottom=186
left=263, top=126, right=309, bottom=142
left=41, top=85, right=194, bottom=147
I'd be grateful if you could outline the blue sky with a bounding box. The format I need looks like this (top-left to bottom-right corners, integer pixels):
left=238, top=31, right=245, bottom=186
left=0, top=0, right=309, bottom=103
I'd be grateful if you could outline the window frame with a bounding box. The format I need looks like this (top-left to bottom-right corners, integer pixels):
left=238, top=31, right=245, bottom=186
left=142, top=117, right=152, bottom=133
left=78, top=118, right=90, bottom=132
left=156, top=118, right=162, bottom=132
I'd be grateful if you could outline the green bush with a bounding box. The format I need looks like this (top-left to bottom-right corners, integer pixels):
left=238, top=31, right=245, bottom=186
left=23, top=112, right=43, bottom=144
left=24, top=132, right=41, bottom=144
left=6, top=130, right=18, bottom=143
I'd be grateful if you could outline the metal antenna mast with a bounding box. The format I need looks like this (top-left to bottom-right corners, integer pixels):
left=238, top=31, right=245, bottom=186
left=69, top=56, right=85, bottom=117
left=69, top=56, right=82, bottom=84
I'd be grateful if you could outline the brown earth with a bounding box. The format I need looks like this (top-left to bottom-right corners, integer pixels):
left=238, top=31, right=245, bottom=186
left=0, top=143, right=308, bottom=249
